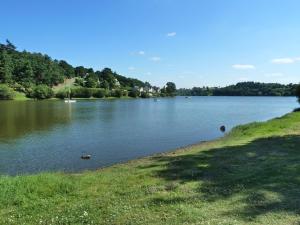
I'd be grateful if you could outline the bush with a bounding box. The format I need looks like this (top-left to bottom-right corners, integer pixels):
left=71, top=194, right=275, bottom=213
left=128, top=89, right=140, bottom=98
left=93, top=89, right=107, bottom=98
left=111, top=89, right=124, bottom=98
left=29, top=85, right=54, bottom=99
left=140, top=91, right=150, bottom=98
left=0, top=84, right=16, bottom=100
left=55, top=88, right=69, bottom=99
left=11, top=83, right=25, bottom=93
left=71, top=87, right=93, bottom=98
left=74, top=77, right=85, bottom=86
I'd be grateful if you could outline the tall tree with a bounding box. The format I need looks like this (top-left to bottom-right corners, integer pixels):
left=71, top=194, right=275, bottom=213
left=5, top=39, right=16, bottom=51
left=98, top=68, right=116, bottom=89
left=0, top=50, right=13, bottom=83
left=75, top=66, right=87, bottom=77
left=166, top=82, right=176, bottom=96
left=85, top=72, right=99, bottom=88
left=59, top=60, right=75, bottom=78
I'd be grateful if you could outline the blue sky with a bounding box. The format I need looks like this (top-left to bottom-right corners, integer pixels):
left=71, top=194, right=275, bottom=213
left=1, top=0, right=300, bottom=88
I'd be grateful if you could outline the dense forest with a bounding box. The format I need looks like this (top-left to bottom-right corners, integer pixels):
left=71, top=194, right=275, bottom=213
left=177, top=82, right=298, bottom=97
left=0, top=39, right=176, bottom=99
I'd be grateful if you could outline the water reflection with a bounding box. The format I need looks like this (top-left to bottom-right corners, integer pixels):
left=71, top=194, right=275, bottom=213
left=0, top=101, right=72, bottom=140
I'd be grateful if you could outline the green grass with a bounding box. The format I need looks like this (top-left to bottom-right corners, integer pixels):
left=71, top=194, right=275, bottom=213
left=13, top=91, right=29, bottom=101
left=1, top=112, right=300, bottom=224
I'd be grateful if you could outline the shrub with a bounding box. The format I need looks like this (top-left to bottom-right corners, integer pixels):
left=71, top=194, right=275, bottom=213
left=55, top=88, right=69, bottom=99
left=30, top=85, right=54, bottom=99
left=93, top=89, right=107, bottom=98
left=128, top=89, right=140, bottom=98
left=71, top=87, right=93, bottom=98
left=10, top=83, right=25, bottom=92
left=74, top=77, right=85, bottom=86
left=140, top=91, right=150, bottom=98
left=0, top=84, right=16, bottom=100
left=112, top=89, right=123, bottom=98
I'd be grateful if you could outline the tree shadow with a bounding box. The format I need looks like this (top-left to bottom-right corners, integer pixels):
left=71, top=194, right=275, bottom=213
left=152, top=135, right=300, bottom=220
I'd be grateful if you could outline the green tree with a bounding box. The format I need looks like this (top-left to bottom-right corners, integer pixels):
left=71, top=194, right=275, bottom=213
left=111, top=89, right=124, bottom=98
left=75, top=66, right=87, bottom=77
left=145, top=82, right=151, bottom=88
left=5, top=39, right=16, bottom=51
left=129, top=89, right=140, bottom=98
left=0, top=84, right=15, bottom=100
left=13, top=59, right=34, bottom=84
left=59, top=60, right=75, bottom=78
left=85, top=73, right=98, bottom=88
left=0, top=39, right=151, bottom=95
left=166, top=82, right=176, bottom=96
left=30, top=85, right=54, bottom=99
left=74, top=77, right=85, bottom=86
left=99, top=68, right=116, bottom=89
left=100, top=80, right=110, bottom=89
left=140, top=91, right=150, bottom=98
left=0, top=50, right=13, bottom=83
left=55, top=88, right=69, bottom=99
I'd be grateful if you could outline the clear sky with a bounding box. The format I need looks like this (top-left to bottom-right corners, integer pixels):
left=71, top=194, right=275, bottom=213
left=1, top=0, right=300, bottom=88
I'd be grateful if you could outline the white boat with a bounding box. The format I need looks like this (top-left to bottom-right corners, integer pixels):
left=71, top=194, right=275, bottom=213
left=65, top=99, right=76, bottom=103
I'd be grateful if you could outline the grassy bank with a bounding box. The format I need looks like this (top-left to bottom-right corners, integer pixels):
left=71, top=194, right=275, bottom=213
left=1, top=112, right=300, bottom=224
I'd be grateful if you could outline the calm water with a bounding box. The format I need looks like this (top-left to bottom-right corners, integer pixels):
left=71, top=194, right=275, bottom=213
left=0, top=97, right=298, bottom=175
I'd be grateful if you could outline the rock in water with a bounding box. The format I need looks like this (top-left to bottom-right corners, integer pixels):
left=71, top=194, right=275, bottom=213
left=81, top=154, right=91, bottom=160
left=220, top=125, right=226, bottom=132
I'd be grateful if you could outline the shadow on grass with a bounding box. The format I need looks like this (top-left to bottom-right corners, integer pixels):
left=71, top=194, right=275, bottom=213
left=152, top=135, right=300, bottom=220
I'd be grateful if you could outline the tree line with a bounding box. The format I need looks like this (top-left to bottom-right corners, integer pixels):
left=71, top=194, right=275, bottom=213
left=297, top=85, right=300, bottom=103
left=177, top=82, right=298, bottom=97
left=0, top=40, right=176, bottom=99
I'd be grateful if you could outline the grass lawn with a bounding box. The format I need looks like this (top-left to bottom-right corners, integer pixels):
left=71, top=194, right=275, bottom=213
left=1, top=112, right=300, bottom=224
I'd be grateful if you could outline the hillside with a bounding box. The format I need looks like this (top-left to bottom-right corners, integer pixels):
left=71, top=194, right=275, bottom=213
left=0, top=40, right=150, bottom=99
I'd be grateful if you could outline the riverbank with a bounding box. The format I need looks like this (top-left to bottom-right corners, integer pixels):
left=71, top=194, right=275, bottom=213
left=1, top=111, right=300, bottom=224
left=10, top=92, right=136, bottom=101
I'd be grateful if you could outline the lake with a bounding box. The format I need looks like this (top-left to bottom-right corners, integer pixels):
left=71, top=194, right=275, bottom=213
left=0, top=97, right=298, bottom=175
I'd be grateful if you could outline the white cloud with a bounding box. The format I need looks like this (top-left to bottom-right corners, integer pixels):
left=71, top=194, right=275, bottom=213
left=166, top=32, right=176, bottom=37
left=150, top=56, right=161, bottom=62
left=232, top=64, right=255, bottom=70
left=138, top=51, right=145, bottom=55
left=271, top=57, right=300, bottom=64
left=128, top=66, right=135, bottom=71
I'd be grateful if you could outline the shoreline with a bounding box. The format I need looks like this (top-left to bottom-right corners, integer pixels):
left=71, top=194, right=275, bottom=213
left=0, top=111, right=300, bottom=224
left=1, top=111, right=297, bottom=177
left=7, top=93, right=297, bottom=101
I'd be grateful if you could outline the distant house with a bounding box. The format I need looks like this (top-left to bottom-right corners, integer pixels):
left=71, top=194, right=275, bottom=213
left=133, top=86, right=144, bottom=92
left=132, top=86, right=160, bottom=96
left=114, top=78, right=121, bottom=87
